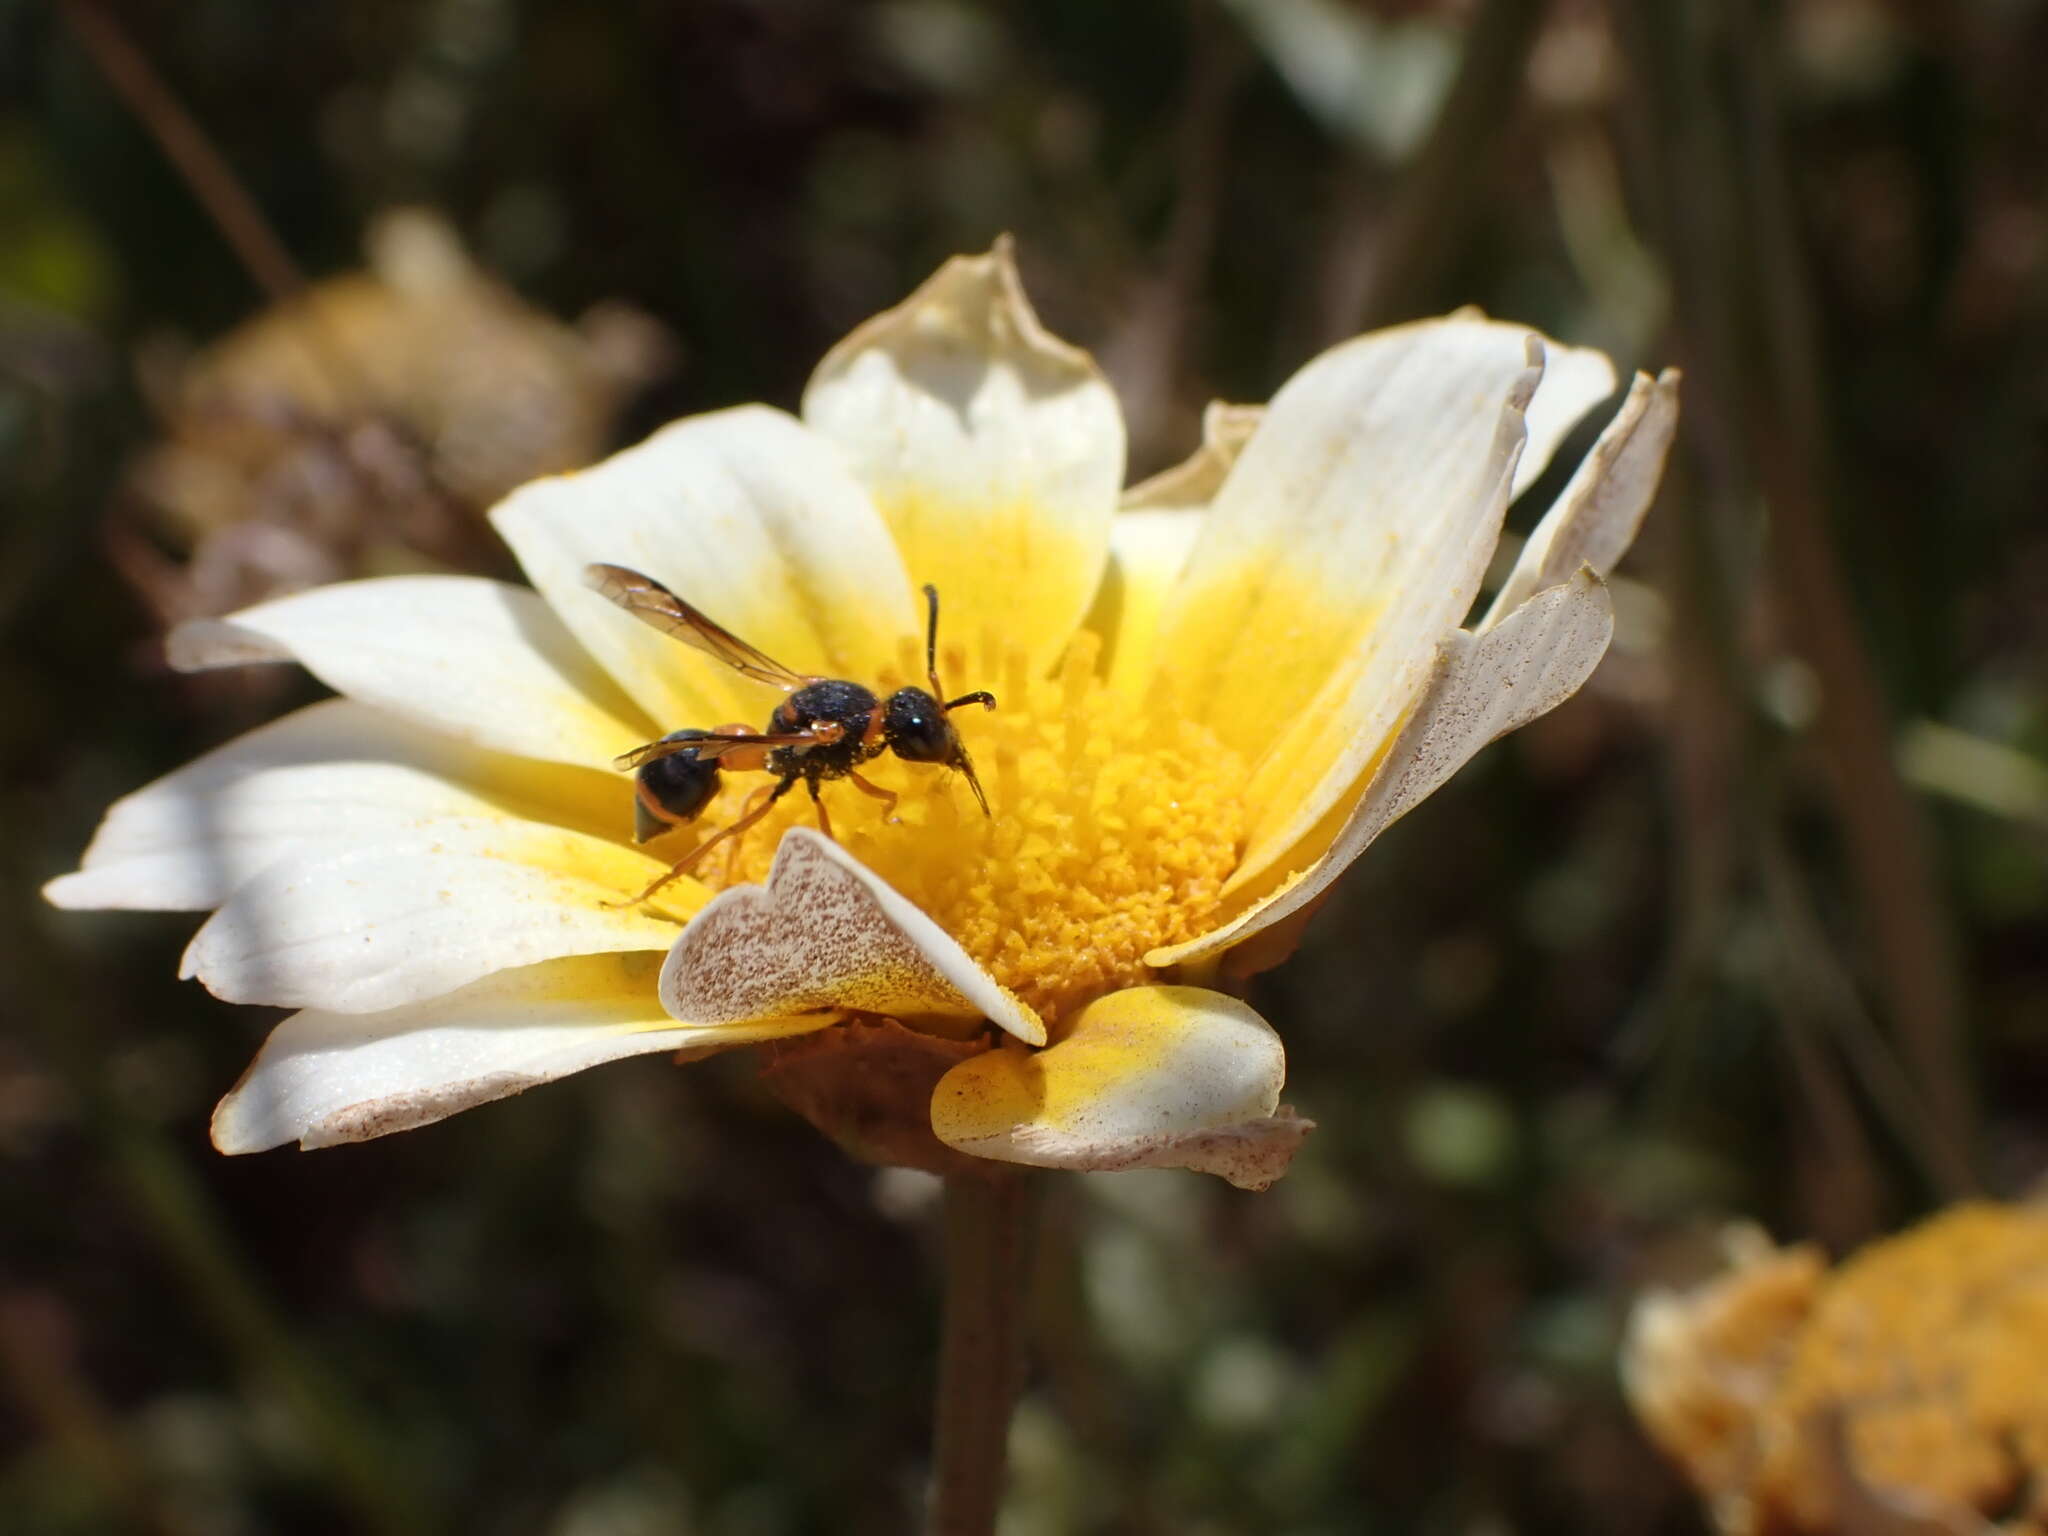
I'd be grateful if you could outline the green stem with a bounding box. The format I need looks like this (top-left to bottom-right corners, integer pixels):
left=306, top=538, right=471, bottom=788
left=928, top=1170, right=1036, bottom=1536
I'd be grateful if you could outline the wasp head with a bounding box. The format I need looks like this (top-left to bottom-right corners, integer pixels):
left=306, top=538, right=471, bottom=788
left=882, top=685, right=994, bottom=815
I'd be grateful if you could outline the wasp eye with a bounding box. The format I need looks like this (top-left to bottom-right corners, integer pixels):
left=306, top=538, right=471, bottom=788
left=883, top=688, right=954, bottom=762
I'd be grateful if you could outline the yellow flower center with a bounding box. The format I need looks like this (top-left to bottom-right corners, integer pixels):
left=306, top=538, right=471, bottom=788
left=703, top=631, right=1249, bottom=1024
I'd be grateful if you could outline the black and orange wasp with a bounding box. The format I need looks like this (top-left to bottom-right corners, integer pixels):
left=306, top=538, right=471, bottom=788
left=583, top=563, right=996, bottom=901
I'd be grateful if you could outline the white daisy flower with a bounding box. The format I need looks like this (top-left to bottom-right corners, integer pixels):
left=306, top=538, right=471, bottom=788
left=47, top=242, right=1677, bottom=1190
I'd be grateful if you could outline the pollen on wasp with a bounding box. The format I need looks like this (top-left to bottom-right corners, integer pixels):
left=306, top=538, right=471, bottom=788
left=710, top=630, right=1251, bottom=1024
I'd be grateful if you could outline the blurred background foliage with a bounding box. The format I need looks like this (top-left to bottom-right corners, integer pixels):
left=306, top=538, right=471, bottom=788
left=3, top=0, right=2045, bottom=1530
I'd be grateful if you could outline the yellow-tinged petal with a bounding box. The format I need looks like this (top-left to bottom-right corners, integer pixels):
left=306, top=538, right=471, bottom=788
left=43, top=699, right=621, bottom=911
left=168, top=576, right=651, bottom=770
left=212, top=952, right=828, bottom=1153
left=491, top=405, right=919, bottom=728
left=1227, top=333, right=1546, bottom=890
left=929, top=985, right=1312, bottom=1190
left=1148, top=320, right=1540, bottom=840
left=800, top=238, right=1125, bottom=672
left=180, top=820, right=706, bottom=1014
left=1087, top=402, right=1263, bottom=698
left=1151, top=568, right=1614, bottom=968
left=660, top=827, right=1045, bottom=1044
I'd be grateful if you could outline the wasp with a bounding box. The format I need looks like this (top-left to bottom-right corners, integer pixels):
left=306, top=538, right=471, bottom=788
left=583, top=563, right=996, bottom=901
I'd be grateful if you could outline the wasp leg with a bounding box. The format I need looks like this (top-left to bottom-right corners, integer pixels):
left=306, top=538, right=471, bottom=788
left=614, top=776, right=796, bottom=907
left=723, top=782, right=775, bottom=885
left=846, top=769, right=899, bottom=823
left=806, top=775, right=835, bottom=840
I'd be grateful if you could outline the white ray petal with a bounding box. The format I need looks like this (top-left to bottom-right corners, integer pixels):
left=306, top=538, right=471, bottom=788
left=1150, top=320, right=1542, bottom=803
left=168, top=576, right=648, bottom=769
left=1152, top=568, right=1615, bottom=968
left=44, top=700, right=621, bottom=912
left=212, top=952, right=827, bottom=1153
left=181, top=824, right=702, bottom=1013
left=491, top=405, right=917, bottom=729
left=1181, top=324, right=1546, bottom=890
left=802, top=239, right=1126, bottom=672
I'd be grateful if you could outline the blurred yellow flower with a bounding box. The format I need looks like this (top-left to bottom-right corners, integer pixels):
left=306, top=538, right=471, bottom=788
left=1626, top=1202, right=2048, bottom=1533
left=47, top=240, right=1675, bottom=1188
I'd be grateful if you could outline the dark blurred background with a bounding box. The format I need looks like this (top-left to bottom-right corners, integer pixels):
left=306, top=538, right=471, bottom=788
left=4, top=0, right=2045, bottom=1531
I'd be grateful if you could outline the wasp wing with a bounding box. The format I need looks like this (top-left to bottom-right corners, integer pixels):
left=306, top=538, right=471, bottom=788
left=582, top=563, right=808, bottom=691
left=611, top=730, right=818, bottom=773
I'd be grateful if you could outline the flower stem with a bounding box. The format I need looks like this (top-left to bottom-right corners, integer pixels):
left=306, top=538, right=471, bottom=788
left=928, top=1169, right=1036, bottom=1536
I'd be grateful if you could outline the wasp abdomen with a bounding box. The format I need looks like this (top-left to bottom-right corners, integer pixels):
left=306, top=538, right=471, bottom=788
left=633, top=729, right=723, bottom=843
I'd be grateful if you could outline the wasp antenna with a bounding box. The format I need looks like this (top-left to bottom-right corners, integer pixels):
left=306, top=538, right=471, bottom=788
left=943, top=690, right=996, bottom=713
left=956, top=748, right=993, bottom=818
left=923, top=582, right=944, bottom=696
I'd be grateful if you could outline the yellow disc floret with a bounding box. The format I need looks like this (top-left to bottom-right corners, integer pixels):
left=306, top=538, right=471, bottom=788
left=706, top=631, right=1248, bottom=1024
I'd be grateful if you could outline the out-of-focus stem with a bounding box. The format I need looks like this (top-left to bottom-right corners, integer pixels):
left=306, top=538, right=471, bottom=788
left=1621, top=0, right=1978, bottom=1206
left=0, top=1291, right=193, bottom=1536
left=1760, top=841, right=1978, bottom=1201
left=23, top=961, right=433, bottom=1534
left=1726, top=0, right=1977, bottom=1172
left=59, top=0, right=306, bottom=304
left=108, top=1124, right=436, bottom=1536
left=1337, top=0, right=1550, bottom=332
left=1101, top=3, right=1244, bottom=466
left=928, top=1170, right=1036, bottom=1536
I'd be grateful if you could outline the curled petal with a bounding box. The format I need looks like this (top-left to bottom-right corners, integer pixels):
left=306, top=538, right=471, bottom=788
left=181, top=824, right=703, bottom=1013
left=213, top=953, right=828, bottom=1153
left=43, top=700, right=618, bottom=911
left=1485, top=367, right=1680, bottom=628
left=930, top=985, right=1311, bottom=1190
left=801, top=238, right=1126, bottom=672
left=1513, top=336, right=1619, bottom=497
left=660, top=828, right=1045, bottom=1045
left=167, top=576, right=648, bottom=770
left=490, top=406, right=917, bottom=726
left=1152, top=568, right=1614, bottom=968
